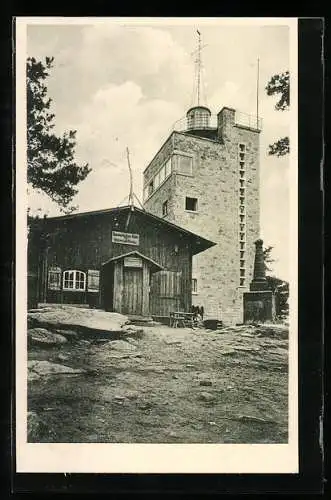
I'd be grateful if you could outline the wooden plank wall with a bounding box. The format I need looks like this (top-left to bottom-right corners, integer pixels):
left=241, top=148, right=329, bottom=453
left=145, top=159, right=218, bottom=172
left=149, top=270, right=182, bottom=316
left=142, top=261, right=150, bottom=316
left=113, top=261, right=123, bottom=313
left=35, top=209, right=193, bottom=313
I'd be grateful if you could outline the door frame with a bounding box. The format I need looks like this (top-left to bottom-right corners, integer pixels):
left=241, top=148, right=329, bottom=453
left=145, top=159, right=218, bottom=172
left=101, top=251, right=163, bottom=316
left=122, top=264, right=144, bottom=316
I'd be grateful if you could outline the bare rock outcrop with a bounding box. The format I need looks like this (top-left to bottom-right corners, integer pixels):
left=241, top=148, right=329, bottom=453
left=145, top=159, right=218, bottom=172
left=28, top=328, right=67, bottom=346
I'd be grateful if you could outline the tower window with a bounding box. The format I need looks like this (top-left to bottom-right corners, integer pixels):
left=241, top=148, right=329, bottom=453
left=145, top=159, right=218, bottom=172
left=239, top=143, right=246, bottom=152
left=240, top=278, right=246, bottom=287
left=165, top=158, right=172, bottom=178
left=154, top=172, right=160, bottom=189
left=192, top=278, right=198, bottom=294
left=176, top=154, right=193, bottom=176
left=162, top=200, right=168, bottom=217
left=148, top=180, right=154, bottom=196
left=185, top=197, right=198, bottom=212
left=159, top=165, right=166, bottom=184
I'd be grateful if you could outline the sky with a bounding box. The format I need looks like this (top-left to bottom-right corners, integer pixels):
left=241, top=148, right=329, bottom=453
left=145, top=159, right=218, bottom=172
left=26, top=19, right=293, bottom=281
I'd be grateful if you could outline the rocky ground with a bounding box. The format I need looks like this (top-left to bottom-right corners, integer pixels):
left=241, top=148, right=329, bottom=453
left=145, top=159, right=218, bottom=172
left=27, top=306, right=288, bottom=444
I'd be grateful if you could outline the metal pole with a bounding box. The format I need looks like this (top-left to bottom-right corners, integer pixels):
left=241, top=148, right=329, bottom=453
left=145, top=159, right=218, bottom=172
left=126, top=147, right=133, bottom=207
left=256, top=57, right=260, bottom=129
left=197, top=30, right=201, bottom=106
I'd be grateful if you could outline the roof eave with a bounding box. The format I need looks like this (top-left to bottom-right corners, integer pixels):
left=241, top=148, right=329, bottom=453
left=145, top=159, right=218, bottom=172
left=192, top=240, right=217, bottom=255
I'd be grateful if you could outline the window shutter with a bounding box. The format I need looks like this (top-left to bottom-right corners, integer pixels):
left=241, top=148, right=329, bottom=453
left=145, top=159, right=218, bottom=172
left=88, top=269, right=100, bottom=292
left=48, top=267, right=61, bottom=290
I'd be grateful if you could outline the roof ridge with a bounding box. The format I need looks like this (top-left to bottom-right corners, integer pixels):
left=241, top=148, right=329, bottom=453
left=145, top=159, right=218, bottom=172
left=33, top=205, right=216, bottom=254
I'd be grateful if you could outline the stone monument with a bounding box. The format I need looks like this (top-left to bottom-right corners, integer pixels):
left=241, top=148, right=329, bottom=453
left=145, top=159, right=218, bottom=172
left=243, top=239, right=276, bottom=323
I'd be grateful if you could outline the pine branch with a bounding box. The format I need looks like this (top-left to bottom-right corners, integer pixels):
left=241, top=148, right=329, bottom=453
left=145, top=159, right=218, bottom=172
left=27, top=56, right=91, bottom=210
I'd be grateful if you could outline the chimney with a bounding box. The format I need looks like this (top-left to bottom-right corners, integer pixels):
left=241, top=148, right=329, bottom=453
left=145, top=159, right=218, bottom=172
left=217, top=107, right=235, bottom=141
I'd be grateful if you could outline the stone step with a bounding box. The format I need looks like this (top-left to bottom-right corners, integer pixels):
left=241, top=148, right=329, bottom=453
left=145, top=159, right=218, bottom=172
left=127, top=315, right=156, bottom=326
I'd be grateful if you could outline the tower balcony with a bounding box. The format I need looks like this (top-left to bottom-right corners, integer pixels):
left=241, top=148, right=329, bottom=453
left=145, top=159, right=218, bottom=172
left=172, top=113, right=218, bottom=133
left=234, top=111, right=263, bottom=131
left=170, top=109, right=262, bottom=136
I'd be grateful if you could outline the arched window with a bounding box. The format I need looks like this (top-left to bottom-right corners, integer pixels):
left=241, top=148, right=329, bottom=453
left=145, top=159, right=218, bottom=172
left=63, top=270, right=86, bottom=291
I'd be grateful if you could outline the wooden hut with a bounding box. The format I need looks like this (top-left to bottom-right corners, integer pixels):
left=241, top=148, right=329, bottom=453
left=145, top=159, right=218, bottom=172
left=28, top=206, right=215, bottom=319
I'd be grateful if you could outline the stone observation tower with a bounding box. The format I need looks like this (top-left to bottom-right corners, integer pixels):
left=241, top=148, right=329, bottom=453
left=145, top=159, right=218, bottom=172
left=143, top=32, right=262, bottom=324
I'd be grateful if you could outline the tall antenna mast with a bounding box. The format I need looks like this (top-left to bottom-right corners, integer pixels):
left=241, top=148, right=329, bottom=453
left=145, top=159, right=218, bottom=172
left=114, top=146, right=145, bottom=212
left=190, top=30, right=208, bottom=108
left=197, top=30, right=201, bottom=106
left=126, top=147, right=134, bottom=208
left=256, top=57, right=260, bottom=129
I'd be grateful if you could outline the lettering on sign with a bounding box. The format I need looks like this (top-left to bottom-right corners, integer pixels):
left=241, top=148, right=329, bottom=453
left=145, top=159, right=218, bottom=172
left=124, top=256, right=143, bottom=268
left=112, top=231, right=140, bottom=246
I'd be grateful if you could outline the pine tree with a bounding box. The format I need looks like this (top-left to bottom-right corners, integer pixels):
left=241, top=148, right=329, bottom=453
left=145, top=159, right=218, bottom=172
left=263, top=245, right=289, bottom=317
left=27, top=56, right=91, bottom=212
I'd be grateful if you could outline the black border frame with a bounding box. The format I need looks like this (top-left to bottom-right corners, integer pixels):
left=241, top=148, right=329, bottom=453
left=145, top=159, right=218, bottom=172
left=1, top=12, right=324, bottom=496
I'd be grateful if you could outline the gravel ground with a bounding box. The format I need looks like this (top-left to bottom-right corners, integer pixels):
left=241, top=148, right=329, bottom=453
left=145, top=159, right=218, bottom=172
left=28, top=321, right=288, bottom=444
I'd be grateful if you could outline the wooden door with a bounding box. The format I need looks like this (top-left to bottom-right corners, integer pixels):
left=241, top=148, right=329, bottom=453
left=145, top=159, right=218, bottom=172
left=149, top=270, right=182, bottom=317
left=122, top=267, right=143, bottom=315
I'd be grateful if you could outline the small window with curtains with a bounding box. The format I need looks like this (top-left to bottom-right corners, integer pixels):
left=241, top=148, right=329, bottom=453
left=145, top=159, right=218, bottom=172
left=63, top=270, right=86, bottom=291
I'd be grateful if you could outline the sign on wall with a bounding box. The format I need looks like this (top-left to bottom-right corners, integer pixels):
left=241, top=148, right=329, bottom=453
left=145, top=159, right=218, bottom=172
left=124, top=256, right=143, bottom=268
left=112, top=231, right=139, bottom=246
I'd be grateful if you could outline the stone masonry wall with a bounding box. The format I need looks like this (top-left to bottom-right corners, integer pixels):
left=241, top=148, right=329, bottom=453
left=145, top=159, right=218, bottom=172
left=143, top=174, right=177, bottom=221
left=144, top=109, right=260, bottom=325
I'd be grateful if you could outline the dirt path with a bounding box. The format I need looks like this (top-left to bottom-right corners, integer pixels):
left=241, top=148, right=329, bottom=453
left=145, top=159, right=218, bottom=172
left=28, top=323, right=288, bottom=443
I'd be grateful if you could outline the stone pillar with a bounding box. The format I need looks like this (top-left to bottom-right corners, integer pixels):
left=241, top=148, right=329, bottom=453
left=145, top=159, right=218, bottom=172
left=243, top=239, right=276, bottom=323
left=250, top=239, right=269, bottom=291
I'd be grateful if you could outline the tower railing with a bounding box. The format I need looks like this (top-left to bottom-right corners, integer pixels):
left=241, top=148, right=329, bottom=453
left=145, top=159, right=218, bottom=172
left=169, top=110, right=262, bottom=135
left=170, top=114, right=218, bottom=134
left=235, top=111, right=263, bottom=131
